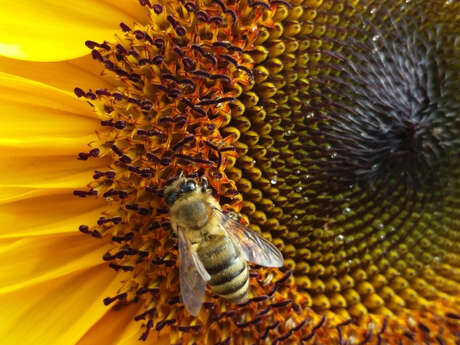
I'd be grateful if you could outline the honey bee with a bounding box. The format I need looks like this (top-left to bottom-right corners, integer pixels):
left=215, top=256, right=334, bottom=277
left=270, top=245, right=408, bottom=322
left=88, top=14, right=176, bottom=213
left=165, top=175, right=284, bottom=316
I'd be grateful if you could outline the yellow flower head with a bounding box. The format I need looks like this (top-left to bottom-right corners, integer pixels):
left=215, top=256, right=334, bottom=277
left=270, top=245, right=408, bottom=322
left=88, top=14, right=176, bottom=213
left=0, top=0, right=458, bottom=344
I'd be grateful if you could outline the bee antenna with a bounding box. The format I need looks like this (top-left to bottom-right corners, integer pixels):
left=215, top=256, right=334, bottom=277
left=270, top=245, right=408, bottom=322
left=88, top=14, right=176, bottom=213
left=201, top=176, right=209, bottom=192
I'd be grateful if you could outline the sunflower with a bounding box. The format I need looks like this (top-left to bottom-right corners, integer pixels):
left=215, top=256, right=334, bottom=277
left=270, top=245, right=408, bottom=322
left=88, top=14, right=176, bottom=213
left=0, top=0, right=459, bottom=344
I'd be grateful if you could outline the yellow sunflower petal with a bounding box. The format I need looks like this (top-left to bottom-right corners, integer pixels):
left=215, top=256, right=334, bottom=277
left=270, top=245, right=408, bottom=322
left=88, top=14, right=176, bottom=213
left=102, top=0, right=150, bottom=24
left=0, top=188, right=77, bottom=206
left=0, top=191, right=105, bottom=238
left=0, top=233, right=112, bottom=293
left=0, top=135, right=97, bottom=156
left=0, top=72, right=98, bottom=140
left=86, top=311, right=170, bottom=345
left=0, top=265, right=122, bottom=345
left=0, top=188, right=49, bottom=205
left=76, top=303, right=142, bottom=345
left=0, top=54, right=114, bottom=92
left=116, top=328, right=170, bottom=345
left=0, top=1, right=148, bottom=61
left=0, top=154, right=108, bottom=190
left=0, top=71, right=102, bottom=201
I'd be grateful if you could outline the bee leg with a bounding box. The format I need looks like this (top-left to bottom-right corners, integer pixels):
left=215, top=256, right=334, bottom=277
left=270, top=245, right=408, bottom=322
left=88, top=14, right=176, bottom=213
left=226, top=211, right=241, bottom=221
left=225, top=211, right=249, bottom=226
left=170, top=217, right=179, bottom=236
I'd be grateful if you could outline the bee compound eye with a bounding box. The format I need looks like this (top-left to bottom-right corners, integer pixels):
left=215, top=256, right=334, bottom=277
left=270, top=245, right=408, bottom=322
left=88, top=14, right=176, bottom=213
left=165, top=192, right=178, bottom=206
left=180, top=180, right=196, bottom=193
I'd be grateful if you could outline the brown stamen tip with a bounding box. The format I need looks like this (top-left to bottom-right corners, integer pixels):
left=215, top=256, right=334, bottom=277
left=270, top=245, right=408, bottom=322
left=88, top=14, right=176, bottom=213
left=134, top=307, right=156, bottom=321
left=91, top=49, right=103, bottom=61
left=119, top=22, right=131, bottom=32
left=73, top=87, right=85, bottom=97
left=156, top=318, right=176, bottom=331
left=261, top=320, right=279, bottom=339
left=138, top=0, right=152, bottom=7
left=138, top=319, right=154, bottom=341
left=73, top=189, right=97, bottom=197
left=109, top=263, right=134, bottom=272
left=358, top=330, right=373, bottom=345
left=445, top=312, right=460, bottom=320
left=178, top=325, right=202, bottom=332
left=103, top=292, right=127, bottom=306
left=270, top=299, right=291, bottom=309
left=77, top=152, right=89, bottom=160
left=84, top=40, right=99, bottom=49
left=111, top=232, right=134, bottom=243
left=78, top=225, right=90, bottom=233
left=152, top=3, right=162, bottom=14
left=77, top=149, right=97, bottom=159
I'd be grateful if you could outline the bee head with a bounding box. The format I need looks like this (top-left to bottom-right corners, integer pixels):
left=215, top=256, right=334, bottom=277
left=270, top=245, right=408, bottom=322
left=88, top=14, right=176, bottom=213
left=164, top=175, right=209, bottom=206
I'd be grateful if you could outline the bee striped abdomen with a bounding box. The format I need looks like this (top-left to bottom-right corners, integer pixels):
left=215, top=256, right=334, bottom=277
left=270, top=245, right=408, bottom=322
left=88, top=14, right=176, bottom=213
left=198, top=235, right=249, bottom=302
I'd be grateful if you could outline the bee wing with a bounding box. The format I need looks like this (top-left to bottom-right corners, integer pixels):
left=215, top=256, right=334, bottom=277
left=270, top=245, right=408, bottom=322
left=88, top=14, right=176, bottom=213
left=213, top=208, right=284, bottom=268
left=178, top=227, right=210, bottom=316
